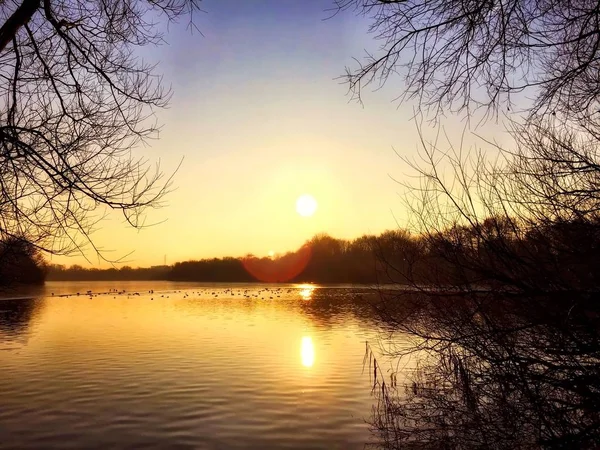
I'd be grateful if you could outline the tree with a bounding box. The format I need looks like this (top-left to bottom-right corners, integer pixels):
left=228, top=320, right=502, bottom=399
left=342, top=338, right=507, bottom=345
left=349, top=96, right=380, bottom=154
left=337, top=0, right=599, bottom=127
left=0, top=0, right=200, bottom=258
left=337, top=1, right=600, bottom=448
left=0, top=236, right=46, bottom=285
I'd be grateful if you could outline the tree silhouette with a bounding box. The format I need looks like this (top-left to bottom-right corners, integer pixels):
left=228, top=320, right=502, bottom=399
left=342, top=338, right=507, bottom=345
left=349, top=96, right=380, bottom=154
left=0, top=0, right=200, bottom=258
left=337, top=0, right=600, bottom=127
left=337, top=1, right=600, bottom=448
left=0, top=237, right=46, bottom=285
left=47, top=230, right=419, bottom=284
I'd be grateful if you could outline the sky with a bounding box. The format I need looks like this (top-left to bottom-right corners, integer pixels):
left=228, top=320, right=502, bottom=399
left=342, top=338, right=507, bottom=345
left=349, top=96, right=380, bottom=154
left=51, top=0, right=507, bottom=268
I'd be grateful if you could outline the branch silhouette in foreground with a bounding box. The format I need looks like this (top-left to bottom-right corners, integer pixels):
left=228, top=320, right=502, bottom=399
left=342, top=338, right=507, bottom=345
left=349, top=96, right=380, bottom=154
left=336, top=1, right=600, bottom=448
left=0, top=0, right=200, bottom=260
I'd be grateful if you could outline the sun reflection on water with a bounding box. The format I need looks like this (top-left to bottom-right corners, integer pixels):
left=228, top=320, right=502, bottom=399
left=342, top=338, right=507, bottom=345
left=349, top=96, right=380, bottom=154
left=298, top=284, right=314, bottom=301
left=300, top=336, right=315, bottom=368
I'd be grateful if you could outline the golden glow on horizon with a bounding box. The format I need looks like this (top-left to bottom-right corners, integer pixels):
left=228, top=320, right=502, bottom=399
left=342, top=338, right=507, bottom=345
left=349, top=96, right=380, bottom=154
left=42, top=9, right=502, bottom=269
left=296, top=194, right=317, bottom=217
left=268, top=250, right=275, bottom=258
left=300, top=336, right=315, bottom=368
left=50, top=143, right=403, bottom=268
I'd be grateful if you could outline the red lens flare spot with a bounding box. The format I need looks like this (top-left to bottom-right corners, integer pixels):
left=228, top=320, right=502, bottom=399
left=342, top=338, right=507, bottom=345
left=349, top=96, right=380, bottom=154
left=242, top=244, right=312, bottom=283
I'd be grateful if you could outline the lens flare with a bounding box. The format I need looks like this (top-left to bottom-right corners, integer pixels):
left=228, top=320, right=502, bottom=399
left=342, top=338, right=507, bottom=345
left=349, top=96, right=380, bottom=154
left=242, top=244, right=312, bottom=283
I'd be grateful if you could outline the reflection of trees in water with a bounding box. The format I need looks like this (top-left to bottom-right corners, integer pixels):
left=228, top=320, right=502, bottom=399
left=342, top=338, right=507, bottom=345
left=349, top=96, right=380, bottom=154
left=298, top=289, right=382, bottom=330
left=368, top=292, right=600, bottom=449
left=0, top=297, right=44, bottom=344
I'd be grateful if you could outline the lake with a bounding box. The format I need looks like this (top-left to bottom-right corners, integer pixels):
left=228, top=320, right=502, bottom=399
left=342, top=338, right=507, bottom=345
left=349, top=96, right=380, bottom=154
left=0, top=281, right=388, bottom=449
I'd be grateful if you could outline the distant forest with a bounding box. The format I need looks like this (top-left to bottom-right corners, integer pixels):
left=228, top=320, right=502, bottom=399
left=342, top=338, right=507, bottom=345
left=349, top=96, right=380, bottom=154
left=46, top=232, right=389, bottom=283
left=44, top=217, right=599, bottom=288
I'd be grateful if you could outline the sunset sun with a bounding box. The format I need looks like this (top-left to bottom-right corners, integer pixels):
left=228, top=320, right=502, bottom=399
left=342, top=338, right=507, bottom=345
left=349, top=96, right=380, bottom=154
left=296, top=194, right=317, bottom=217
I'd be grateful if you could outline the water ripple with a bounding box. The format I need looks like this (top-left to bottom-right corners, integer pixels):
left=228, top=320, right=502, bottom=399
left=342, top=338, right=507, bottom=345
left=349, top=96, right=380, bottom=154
left=0, top=282, right=385, bottom=449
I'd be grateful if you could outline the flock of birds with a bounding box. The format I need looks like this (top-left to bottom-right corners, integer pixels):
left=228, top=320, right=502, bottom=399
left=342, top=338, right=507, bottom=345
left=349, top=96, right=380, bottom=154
left=50, top=286, right=304, bottom=301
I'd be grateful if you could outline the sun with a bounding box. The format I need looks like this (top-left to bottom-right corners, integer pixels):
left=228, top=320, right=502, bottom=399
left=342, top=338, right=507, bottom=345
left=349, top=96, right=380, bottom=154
left=296, top=194, right=317, bottom=217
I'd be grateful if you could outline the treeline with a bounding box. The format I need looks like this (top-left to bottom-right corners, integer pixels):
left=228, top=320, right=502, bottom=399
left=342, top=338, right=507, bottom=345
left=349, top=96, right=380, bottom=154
left=46, top=217, right=600, bottom=288
left=406, top=216, right=600, bottom=293
left=164, top=216, right=600, bottom=289
left=46, top=231, right=391, bottom=283
left=0, top=237, right=46, bottom=286
left=46, top=232, right=383, bottom=283
left=166, top=233, right=381, bottom=283
left=47, top=264, right=170, bottom=282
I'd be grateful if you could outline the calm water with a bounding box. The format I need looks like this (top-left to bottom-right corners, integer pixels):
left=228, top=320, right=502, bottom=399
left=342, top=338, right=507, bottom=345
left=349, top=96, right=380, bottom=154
left=0, top=281, right=387, bottom=449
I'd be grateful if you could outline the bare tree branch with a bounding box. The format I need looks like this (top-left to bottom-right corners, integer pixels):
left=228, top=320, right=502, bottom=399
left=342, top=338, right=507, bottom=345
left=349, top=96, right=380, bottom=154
left=0, top=0, right=201, bottom=259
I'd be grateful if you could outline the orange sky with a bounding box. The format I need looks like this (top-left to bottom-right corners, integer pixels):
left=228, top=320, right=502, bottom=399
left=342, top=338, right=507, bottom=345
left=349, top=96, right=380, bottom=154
left=49, top=0, right=508, bottom=268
